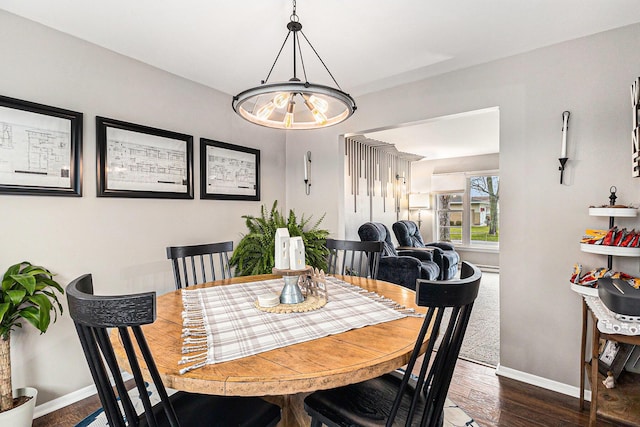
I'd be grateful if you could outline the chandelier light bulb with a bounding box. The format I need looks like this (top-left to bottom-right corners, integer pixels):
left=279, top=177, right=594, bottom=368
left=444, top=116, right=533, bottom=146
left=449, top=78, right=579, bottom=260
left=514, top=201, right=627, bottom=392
left=304, top=98, right=327, bottom=125
left=273, top=92, right=290, bottom=109
left=284, top=100, right=296, bottom=128
left=308, top=95, right=329, bottom=113
left=255, top=101, right=276, bottom=120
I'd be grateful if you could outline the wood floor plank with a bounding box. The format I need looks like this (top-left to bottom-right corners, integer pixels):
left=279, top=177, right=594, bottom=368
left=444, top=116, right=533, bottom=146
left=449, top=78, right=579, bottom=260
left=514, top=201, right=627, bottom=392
left=34, top=358, right=599, bottom=426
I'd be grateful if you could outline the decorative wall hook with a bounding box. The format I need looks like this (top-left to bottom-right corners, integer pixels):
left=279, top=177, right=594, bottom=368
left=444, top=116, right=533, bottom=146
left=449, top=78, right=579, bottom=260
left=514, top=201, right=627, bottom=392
left=304, top=151, right=311, bottom=195
left=559, top=111, right=570, bottom=184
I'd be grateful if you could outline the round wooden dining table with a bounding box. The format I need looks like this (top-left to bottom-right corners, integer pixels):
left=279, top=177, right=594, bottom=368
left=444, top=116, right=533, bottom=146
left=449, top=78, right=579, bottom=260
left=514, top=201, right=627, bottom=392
left=112, top=274, right=430, bottom=427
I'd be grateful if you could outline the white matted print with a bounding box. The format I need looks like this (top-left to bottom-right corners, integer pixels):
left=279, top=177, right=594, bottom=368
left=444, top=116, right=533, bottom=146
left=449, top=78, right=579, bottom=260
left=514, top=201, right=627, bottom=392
left=200, top=138, right=260, bottom=201
left=0, top=96, right=82, bottom=196
left=96, top=116, right=193, bottom=199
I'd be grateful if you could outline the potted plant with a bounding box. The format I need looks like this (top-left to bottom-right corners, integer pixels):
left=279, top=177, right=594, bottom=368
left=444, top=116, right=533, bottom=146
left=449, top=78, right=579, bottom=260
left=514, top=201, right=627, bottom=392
left=0, top=262, right=64, bottom=426
left=230, top=201, right=330, bottom=276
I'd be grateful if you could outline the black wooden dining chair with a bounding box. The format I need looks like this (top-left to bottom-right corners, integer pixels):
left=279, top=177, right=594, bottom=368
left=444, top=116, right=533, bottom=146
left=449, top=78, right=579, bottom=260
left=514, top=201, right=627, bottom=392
left=66, top=274, right=281, bottom=427
left=166, top=241, right=233, bottom=289
left=304, top=261, right=482, bottom=427
left=326, top=238, right=384, bottom=279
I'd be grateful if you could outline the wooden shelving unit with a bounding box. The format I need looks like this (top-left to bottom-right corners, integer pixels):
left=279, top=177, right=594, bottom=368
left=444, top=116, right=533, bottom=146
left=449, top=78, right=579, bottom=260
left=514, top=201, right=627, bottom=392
left=583, top=360, right=640, bottom=425
left=576, top=202, right=640, bottom=426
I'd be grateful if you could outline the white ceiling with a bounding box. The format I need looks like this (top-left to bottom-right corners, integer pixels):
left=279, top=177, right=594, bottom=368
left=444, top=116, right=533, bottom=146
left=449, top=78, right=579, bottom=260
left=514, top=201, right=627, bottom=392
left=364, top=107, right=500, bottom=161
left=1, top=0, right=638, bottom=159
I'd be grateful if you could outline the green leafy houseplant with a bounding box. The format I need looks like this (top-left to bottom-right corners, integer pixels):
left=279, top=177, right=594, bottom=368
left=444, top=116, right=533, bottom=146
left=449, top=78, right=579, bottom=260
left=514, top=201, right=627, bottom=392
left=230, top=201, right=330, bottom=276
left=0, top=262, right=64, bottom=413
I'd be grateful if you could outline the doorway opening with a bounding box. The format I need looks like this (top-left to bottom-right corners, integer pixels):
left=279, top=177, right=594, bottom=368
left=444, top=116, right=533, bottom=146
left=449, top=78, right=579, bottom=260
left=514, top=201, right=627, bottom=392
left=346, top=107, right=500, bottom=366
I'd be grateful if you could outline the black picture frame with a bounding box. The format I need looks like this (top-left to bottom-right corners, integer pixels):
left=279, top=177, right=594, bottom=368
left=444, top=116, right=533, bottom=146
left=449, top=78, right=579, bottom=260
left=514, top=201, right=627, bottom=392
left=598, top=339, right=634, bottom=379
left=0, top=95, right=83, bottom=196
left=96, top=116, right=193, bottom=199
left=200, top=138, right=260, bottom=201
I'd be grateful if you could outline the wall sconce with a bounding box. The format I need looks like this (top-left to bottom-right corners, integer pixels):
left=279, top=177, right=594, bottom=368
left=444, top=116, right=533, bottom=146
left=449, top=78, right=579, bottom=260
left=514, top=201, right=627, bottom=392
left=304, top=151, right=311, bottom=195
left=409, top=193, right=430, bottom=229
left=559, top=111, right=570, bottom=184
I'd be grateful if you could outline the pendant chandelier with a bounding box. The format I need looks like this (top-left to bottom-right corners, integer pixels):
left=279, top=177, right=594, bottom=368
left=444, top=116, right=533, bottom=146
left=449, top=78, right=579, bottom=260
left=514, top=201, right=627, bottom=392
left=232, top=0, right=357, bottom=130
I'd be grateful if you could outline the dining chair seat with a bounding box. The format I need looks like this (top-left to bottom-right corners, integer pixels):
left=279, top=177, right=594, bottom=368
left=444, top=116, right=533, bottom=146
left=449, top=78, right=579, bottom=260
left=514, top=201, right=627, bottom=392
left=326, top=238, right=384, bottom=279
left=166, top=241, right=233, bottom=289
left=66, top=274, right=281, bottom=427
left=304, top=261, right=482, bottom=427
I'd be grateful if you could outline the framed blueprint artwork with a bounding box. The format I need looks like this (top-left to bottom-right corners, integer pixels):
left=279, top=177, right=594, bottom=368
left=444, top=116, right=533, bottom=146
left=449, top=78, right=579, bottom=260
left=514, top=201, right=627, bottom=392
left=199, top=138, right=260, bottom=201
left=0, top=95, right=83, bottom=196
left=96, top=116, right=193, bottom=199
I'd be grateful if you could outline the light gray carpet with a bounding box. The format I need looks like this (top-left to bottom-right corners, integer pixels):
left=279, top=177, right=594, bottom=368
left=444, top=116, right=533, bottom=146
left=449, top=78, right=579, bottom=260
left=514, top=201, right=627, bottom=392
left=438, top=271, right=500, bottom=367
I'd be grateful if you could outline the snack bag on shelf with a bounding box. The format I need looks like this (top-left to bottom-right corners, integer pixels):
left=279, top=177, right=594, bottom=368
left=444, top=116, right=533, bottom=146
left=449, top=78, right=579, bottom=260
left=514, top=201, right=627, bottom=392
left=581, top=229, right=607, bottom=244
left=577, top=267, right=611, bottom=287
left=610, top=271, right=634, bottom=280
left=628, top=278, right=640, bottom=289
left=602, top=227, right=618, bottom=246
left=570, top=264, right=582, bottom=284
left=613, top=228, right=627, bottom=246
left=619, top=229, right=635, bottom=246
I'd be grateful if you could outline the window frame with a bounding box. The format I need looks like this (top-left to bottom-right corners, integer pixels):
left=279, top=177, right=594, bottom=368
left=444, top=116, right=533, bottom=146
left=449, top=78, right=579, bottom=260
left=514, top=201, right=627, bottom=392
left=433, top=170, right=499, bottom=250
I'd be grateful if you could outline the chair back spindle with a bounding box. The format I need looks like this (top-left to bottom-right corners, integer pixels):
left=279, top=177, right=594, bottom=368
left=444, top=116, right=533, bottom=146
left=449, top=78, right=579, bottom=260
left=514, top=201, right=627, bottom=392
left=166, top=241, right=233, bottom=289
left=326, top=238, right=383, bottom=279
left=389, top=261, right=481, bottom=425
left=304, top=261, right=482, bottom=427
left=67, top=273, right=282, bottom=427
left=67, top=274, right=174, bottom=427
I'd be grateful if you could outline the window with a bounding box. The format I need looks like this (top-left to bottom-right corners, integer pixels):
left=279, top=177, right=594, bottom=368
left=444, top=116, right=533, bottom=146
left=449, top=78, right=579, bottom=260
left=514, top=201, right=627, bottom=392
left=436, top=192, right=464, bottom=244
left=435, top=173, right=499, bottom=247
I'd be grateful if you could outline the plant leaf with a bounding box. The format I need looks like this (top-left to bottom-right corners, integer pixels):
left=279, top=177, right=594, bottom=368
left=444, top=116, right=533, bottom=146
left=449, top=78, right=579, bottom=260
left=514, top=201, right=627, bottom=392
left=18, top=306, right=42, bottom=332
left=10, top=274, right=36, bottom=294
left=28, top=294, right=52, bottom=331
left=0, top=303, right=9, bottom=324
left=6, top=289, right=27, bottom=306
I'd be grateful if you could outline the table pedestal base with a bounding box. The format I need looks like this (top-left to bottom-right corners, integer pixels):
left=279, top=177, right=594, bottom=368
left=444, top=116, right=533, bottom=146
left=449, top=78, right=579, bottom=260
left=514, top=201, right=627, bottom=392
left=264, top=393, right=311, bottom=427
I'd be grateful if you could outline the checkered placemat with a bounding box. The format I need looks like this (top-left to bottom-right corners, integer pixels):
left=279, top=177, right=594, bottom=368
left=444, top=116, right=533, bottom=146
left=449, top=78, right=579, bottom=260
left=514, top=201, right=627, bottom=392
left=179, top=276, right=413, bottom=373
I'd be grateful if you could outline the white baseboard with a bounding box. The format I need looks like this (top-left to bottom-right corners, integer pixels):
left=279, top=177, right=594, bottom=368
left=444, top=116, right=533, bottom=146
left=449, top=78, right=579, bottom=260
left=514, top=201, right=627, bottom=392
left=496, top=363, right=591, bottom=402
left=33, top=383, right=98, bottom=419
left=34, top=372, right=133, bottom=419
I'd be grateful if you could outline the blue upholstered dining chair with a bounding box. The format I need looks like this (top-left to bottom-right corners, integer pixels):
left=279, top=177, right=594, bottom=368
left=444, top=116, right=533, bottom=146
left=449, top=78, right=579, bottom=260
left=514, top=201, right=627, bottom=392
left=304, top=261, right=482, bottom=427
left=357, top=222, right=439, bottom=290
left=393, top=220, right=460, bottom=280
left=66, top=273, right=281, bottom=427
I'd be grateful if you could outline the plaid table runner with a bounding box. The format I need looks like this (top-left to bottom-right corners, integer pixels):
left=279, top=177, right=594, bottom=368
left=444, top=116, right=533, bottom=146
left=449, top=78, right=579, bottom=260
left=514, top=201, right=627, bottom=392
left=179, top=276, right=413, bottom=373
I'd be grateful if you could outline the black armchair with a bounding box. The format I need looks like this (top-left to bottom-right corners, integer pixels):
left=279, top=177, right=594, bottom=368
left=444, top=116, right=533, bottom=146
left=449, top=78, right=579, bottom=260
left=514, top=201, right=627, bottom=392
left=393, top=220, right=460, bottom=280
left=357, top=222, right=439, bottom=290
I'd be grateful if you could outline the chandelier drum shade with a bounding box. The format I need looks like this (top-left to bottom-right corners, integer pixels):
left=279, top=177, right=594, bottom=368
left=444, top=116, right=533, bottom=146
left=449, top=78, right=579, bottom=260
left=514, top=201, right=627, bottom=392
left=232, top=1, right=356, bottom=130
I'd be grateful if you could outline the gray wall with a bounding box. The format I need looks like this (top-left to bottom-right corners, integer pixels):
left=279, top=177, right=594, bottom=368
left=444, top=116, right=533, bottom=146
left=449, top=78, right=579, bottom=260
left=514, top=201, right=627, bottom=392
left=3, top=7, right=640, bottom=409
left=0, top=10, right=286, bottom=405
left=287, top=23, right=640, bottom=390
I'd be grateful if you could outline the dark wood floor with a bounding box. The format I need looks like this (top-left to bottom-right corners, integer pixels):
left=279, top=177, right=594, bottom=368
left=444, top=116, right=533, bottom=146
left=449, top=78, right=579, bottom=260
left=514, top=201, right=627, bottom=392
left=447, top=358, right=607, bottom=427
left=33, top=357, right=603, bottom=427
